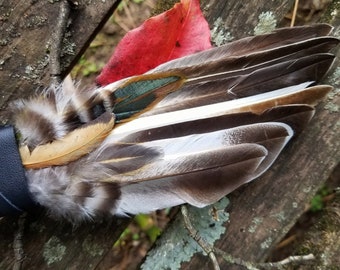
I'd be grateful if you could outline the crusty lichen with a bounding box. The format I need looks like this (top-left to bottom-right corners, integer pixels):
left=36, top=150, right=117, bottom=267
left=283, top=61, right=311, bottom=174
left=271, top=211, right=286, bottom=223
left=141, top=198, right=230, bottom=270
left=319, top=0, right=339, bottom=25
left=24, top=15, right=48, bottom=29
left=42, top=236, right=66, bottom=265
left=82, top=234, right=105, bottom=257
left=211, top=17, right=233, bottom=46
left=324, top=67, right=340, bottom=113
left=248, top=217, right=263, bottom=233
left=254, top=11, right=277, bottom=35
left=260, top=237, right=273, bottom=249
left=22, top=55, right=49, bottom=81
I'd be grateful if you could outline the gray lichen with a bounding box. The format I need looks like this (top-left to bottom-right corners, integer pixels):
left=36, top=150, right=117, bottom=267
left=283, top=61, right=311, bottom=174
left=45, top=31, right=76, bottom=71
left=326, top=67, right=340, bottom=88
left=211, top=17, right=233, bottom=46
left=248, top=217, right=263, bottom=233
left=0, top=38, right=9, bottom=46
left=303, top=186, right=312, bottom=193
left=141, top=198, right=230, bottom=270
left=25, top=15, right=48, bottom=29
left=5, top=24, right=21, bottom=38
left=82, top=235, right=105, bottom=257
left=43, top=236, right=66, bottom=265
left=253, top=11, right=277, bottom=35
left=271, top=211, right=286, bottom=223
left=61, top=32, right=76, bottom=57
left=260, top=237, right=273, bottom=249
left=324, top=67, right=340, bottom=113
left=22, top=55, right=49, bottom=81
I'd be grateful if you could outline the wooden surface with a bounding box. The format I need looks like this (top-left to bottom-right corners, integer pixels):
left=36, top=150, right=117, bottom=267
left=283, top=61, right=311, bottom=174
left=0, top=0, right=339, bottom=269
left=183, top=0, right=340, bottom=269
left=0, top=0, right=120, bottom=122
left=0, top=1, right=131, bottom=270
left=147, top=0, right=340, bottom=269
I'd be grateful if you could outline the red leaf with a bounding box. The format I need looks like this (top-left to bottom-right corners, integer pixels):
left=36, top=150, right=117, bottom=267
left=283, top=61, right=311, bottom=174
left=96, top=0, right=211, bottom=86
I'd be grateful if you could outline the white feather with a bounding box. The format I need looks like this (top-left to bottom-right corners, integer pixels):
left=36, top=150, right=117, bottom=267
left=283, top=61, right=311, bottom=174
left=116, top=179, right=184, bottom=215
left=107, top=82, right=312, bottom=138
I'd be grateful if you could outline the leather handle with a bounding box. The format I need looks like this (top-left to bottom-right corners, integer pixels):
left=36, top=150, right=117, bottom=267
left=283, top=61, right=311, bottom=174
left=0, top=125, right=36, bottom=216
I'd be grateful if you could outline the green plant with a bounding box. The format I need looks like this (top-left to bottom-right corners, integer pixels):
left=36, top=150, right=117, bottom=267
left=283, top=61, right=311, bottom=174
left=310, top=185, right=331, bottom=212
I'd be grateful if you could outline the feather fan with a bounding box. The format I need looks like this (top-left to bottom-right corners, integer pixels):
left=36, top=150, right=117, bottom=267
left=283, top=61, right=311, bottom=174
left=9, top=24, right=339, bottom=222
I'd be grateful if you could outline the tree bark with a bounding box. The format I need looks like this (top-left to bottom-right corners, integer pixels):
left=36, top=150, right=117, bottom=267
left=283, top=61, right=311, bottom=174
left=0, top=1, right=131, bottom=270
left=144, top=0, right=340, bottom=269
left=0, top=0, right=120, bottom=121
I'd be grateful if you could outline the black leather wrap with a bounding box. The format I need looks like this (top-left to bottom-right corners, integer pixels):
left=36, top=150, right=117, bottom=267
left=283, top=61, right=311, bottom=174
left=0, top=125, right=36, bottom=216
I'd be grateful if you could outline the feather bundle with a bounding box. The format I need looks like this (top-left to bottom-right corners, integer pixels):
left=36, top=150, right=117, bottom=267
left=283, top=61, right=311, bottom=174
left=11, top=24, right=339, bottom=222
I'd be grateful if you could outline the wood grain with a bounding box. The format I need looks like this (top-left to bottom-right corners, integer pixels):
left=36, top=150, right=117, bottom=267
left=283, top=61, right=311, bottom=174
left=0, top=1, right=130, bottom=270
left=0, top=0, right=120, bottom=122
left=147, top=1, right=340, bottom=269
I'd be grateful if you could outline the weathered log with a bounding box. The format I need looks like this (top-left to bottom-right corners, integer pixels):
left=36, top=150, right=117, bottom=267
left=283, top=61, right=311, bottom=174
left=0, top=1, right=131, bottom=270
left=142, top=0, right=340, bottom=269
left=0, top=0, right=120, bottom=121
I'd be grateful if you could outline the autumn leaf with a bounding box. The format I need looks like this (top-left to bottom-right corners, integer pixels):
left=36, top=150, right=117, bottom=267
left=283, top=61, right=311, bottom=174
left=96, top=0, right=211, bottom=86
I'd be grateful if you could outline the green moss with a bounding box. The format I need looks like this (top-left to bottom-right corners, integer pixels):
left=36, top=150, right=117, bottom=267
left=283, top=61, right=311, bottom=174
left=310, top=186, right=331, bottom=212
left=73, top=55, right=104, bottom=77
left=134, top=214, right=162, bottom=242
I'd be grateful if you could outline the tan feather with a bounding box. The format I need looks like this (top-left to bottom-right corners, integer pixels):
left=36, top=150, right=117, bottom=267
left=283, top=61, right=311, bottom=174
left=228, top=85, right=332, bottom=115
left=20, top=113, right=115, bottom=169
